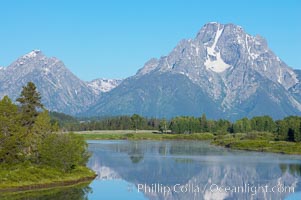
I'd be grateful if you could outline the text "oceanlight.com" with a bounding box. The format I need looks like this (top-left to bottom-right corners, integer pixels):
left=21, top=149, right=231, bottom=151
left=136, top=183, right=295, bottom=196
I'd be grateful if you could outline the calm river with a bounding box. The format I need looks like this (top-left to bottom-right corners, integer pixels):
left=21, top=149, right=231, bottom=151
left=7, top=140, right=301, bottom=200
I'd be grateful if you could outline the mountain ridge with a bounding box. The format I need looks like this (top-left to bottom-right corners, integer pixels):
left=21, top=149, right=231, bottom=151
left=86, top=22, right=301, bottom=119
left=0, top=50, right=121, bottom=114
left=1, top=22, right=301, bottom=120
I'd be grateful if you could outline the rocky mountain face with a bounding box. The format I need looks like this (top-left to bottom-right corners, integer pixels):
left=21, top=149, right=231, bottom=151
left=87, top=22, right=301, bottom=120
left=0, top=50, right=120, bottom=114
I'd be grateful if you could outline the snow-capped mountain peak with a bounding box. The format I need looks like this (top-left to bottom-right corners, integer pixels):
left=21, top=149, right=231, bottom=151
left=137, top=22, right=298, bottom=89
left=0, top=51, right=97, bottom=114
left=203, top=23, right=230, bottom=73
left=22, top=49, right=41, bottom=59
left=95, top=22, right=301, bottom=119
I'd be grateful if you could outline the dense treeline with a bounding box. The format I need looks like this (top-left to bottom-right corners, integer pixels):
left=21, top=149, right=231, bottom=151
left=168, top=115, right=301, bottom=142
left=52, top=112, right=301, bottom=143
left=0, top=82, right=89, bottom=172
left=51, top=113, right=162, bottom=131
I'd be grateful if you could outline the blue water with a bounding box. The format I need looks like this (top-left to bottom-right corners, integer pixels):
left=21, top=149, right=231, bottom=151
left=4, top=140, right=301, bottom=200
left=85, top=140, right=301, bottom=200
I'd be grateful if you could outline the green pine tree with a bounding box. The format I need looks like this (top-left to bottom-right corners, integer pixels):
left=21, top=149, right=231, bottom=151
left=17, top=82, right=43, bottom=130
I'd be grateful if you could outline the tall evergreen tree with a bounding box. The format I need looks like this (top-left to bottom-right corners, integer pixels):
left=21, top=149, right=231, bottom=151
left=17, top=82, right=43, bottom=130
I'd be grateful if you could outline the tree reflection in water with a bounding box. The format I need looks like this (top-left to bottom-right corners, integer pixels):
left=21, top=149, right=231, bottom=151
left=1, top=184, right=92, bottom=200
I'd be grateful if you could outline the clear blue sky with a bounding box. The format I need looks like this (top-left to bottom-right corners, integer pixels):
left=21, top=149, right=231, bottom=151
left=0, top=0, right=300, bottom=81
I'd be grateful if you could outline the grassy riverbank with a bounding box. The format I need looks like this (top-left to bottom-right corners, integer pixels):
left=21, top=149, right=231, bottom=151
left=0, top=165, right=95, bottom=193
left=212, top=139, right=301, bottom=154
left=212, top=132, right=301, bottom=155
left=79, top=131, right=215, bottom=141
left=0, top=182, right=91, bottom=200
left=78, top=131, right=301, bottom=155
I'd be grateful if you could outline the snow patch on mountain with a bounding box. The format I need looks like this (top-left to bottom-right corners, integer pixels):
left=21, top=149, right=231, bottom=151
left=22, top=49, right=41, bottom=59
left=206, top=25, right=223, bottom=56
left=87, top=78, right=123, bottom=94
left=204, top=24, right=230, bottom=73
left=204, top=52, right=230, bottom=73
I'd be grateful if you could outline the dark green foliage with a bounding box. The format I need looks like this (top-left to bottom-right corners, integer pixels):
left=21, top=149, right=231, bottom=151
left=30, top=110, right=53, bottom=163
left=233, top=118, right=252, bottom=133
left=250, top=116, right=276, bottom=132
left=0, top=82, right=90, bottom=172
left=16, top=82, right=43, bottom=129
left=213, top=119, right=232, bottom=134
left=49, top=111, right=79, bottom=131
left=60, top=115, right=161, bottom=131
left=131, top=114, right=144, bottom=131
left=170, top=116, right=201, bottom=134
left=168, top=114, right=232, bottom=134
left=165, top=114, right=301, bottom=142
left=276, top=116, right=301, bottom=142
left=39, top=133, right=90, bottom=172
left=0, top=96, right=25, bottom=163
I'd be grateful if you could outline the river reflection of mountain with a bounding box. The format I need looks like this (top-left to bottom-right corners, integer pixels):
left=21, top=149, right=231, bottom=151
left=87, top=140, right=301, bottom=200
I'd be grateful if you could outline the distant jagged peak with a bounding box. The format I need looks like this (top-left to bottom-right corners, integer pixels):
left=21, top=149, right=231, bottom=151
left=198, top=22, right=264, bottom=47
left=11, top=49, right=45, bottom=67
left=207, top=22, right=243, bottom=30
left=7, top=49, right=65, bottom=72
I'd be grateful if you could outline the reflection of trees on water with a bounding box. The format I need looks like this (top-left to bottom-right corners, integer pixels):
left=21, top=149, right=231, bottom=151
left=1, top=185, right=92, bottom=200
left=280, top=163, right=301, bottom=176
left=128, top=142, right=144, bottom=164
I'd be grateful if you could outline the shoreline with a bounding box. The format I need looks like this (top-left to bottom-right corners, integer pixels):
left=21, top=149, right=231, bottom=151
left=78, top=131, right=301, bottom=155
left=0, top=175, right=96, bottom=193
left=0, top=166, right=96, bottom=195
